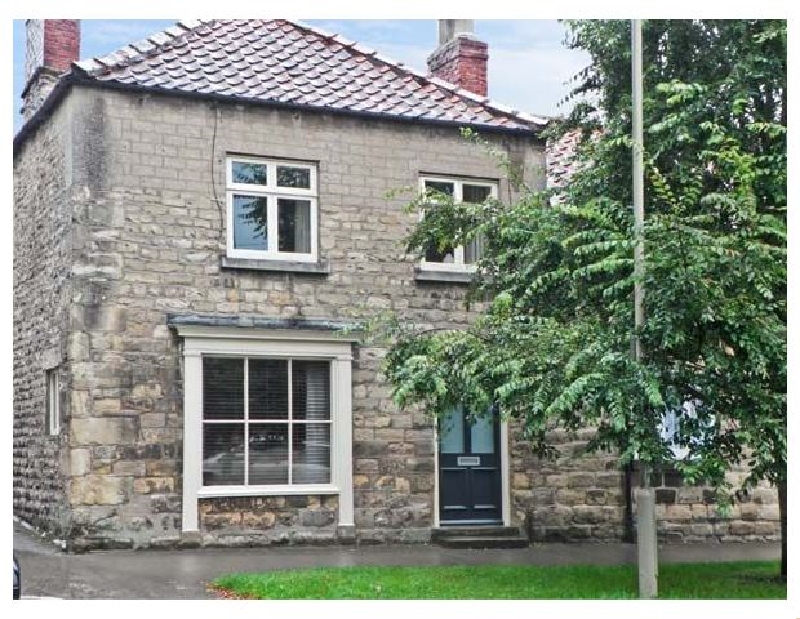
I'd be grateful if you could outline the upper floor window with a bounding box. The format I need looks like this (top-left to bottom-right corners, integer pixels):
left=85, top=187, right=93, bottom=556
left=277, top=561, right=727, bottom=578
left=418, top=176, right=497, bottom=272
left=226, top=157, right=318, bottom=262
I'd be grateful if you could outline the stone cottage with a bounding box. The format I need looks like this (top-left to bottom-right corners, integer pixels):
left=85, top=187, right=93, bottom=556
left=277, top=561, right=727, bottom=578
left=13, top=18, right=780, bottom=550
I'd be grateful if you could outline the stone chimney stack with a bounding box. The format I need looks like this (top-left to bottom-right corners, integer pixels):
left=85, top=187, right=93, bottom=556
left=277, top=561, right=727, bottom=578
left=427, top=19, right=488, bottom=97
left=22, top=19, right=81, bottom=121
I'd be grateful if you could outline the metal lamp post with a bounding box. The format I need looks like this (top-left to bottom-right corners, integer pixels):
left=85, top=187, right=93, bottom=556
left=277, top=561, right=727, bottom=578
left=631, top=18, right=658, bottom=600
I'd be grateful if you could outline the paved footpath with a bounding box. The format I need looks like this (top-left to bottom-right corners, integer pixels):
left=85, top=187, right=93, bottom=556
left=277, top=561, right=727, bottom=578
left=13, top=520, right=781, bottom=600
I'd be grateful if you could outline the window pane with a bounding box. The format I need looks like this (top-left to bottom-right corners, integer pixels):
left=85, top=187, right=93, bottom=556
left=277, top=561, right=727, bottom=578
left=439, top=405, right=464, bottom=454
left=462, top=184, right=492, bottom=203
left=231, top=161, right=267, bottom=185
left=248, top=424, right=289, bottom=485
left=292, top=424, right=330, bottom=484
left=203, top=358, right=244, bottom=420
left=249, top=359, right=288, bottom=420
left=51, top=371, right=59, bottom=433
left=425, top=240, right=456, bottom=263
left=470, top=413, right=495, bottom=454
left=233, top=194, right=268, bottom=251
left=277, top=166, right=311, bottom=189
left=422, top=182, right=455, bottom=262
left=278, top=199, right=312, bottom=253
left=292, top=361, right=330, bottom=421
left=425, top=180, right=454, bottom=196
left=422, top=211, right=456, bottom=263
left=203, top=423, right=245, bottom=485
left=463, top=186, right=491, bottom=264
left=464, top=235, right=483, bottom=264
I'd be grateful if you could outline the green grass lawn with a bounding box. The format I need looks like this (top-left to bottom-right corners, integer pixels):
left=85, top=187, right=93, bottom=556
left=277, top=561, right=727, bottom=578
left=212, top=561, right=785, bottom=600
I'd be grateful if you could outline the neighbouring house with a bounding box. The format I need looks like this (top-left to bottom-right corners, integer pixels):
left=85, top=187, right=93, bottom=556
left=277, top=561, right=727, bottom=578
left=13, top=18, right=780, bottom=551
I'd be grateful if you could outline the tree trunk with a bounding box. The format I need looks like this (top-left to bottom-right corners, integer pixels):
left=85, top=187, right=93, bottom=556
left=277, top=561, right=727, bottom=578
left=779, top=479, right=787, bottom=580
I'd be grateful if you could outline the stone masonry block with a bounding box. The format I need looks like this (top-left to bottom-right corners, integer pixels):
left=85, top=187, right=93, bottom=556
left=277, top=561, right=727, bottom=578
left=70, top=449, right=91, bottom=477
left=71, top=417, right=137, bottom=446
left=70, top=475, right=127, bottom=506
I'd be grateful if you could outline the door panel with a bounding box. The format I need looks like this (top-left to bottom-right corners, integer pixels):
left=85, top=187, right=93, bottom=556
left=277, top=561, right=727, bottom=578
left=438, top=406, right=502, bottom=524
left=439, top=406, right=465, bottom=453
left=470, top=415, right=495, bottom=454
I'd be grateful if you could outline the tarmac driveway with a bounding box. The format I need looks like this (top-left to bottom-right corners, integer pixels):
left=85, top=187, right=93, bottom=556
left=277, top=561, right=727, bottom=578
left=13, top=520, right=781, bottom=600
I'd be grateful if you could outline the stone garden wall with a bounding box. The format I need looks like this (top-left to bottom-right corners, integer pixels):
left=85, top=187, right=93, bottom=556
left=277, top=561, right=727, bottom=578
left=511, top=427, right=781, bottom=543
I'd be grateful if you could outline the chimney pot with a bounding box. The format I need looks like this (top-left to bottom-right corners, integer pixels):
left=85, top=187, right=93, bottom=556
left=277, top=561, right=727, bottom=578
left=438, top=19, right=475, bottom=45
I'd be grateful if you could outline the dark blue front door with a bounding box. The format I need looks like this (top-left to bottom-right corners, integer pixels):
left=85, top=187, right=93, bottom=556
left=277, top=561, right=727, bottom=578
left=438, top=405, right=502, bottom=524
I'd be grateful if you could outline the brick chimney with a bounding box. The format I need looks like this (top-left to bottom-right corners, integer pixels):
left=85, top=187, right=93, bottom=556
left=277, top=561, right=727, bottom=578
left=21, top=19, right=81, bottom=121
left=427, top=19, right=488, bottom=97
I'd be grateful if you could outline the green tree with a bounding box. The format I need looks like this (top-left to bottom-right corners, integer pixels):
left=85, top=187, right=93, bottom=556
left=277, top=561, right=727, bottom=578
left=380, top=19, right=786, bottom=588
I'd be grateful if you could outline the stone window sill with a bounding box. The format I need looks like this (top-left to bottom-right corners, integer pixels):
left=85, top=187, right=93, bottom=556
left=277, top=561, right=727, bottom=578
left=197, top=485, right=340, bottom=499
left=221, top=256, right=330, bottom=275
left=413, top=267, right=473, bottom=284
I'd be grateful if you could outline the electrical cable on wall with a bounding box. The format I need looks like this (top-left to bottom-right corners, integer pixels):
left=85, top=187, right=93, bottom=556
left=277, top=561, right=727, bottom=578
left=209, top=103, right=225, bottom=243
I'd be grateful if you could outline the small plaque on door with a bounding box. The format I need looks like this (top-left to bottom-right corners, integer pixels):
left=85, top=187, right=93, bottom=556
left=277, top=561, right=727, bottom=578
left=457, top=456, right=480, bottom=467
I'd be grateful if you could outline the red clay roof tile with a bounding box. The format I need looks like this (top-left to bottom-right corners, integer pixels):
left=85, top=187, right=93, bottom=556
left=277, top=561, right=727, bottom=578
left=73, top=19, right=547, bottom=133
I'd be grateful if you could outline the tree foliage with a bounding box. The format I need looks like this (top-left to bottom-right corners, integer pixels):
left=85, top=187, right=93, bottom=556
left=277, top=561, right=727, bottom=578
left=381, top=19, right=786, bottom=503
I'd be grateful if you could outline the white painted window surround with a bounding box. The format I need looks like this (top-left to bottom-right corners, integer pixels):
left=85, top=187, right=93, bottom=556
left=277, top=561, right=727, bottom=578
left=176, top=325, right=355, bottom=533
left=417, top=175, right=498, bottom=273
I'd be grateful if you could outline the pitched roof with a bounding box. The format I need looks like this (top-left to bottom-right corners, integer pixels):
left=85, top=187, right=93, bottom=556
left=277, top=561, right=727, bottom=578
left=72, top=19, right=548, bottom=133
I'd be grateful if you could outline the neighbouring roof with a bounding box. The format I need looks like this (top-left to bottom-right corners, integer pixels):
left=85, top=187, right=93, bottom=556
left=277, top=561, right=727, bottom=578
left=546, top=129, right=583, bottom=190
left=71, top=19, right=548, bottom=133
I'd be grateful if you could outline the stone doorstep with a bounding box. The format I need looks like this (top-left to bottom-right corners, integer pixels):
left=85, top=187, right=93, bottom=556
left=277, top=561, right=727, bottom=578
left=435, top=535, right=529, bottom=550
left=431, top=525, right=523, bottom=540
left=431, top=525, right=529, bottom=549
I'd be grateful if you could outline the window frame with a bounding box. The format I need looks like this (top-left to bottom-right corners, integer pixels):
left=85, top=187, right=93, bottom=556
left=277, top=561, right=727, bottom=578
left=417, top=175, right=498, bottom=273
left=46, top=368, right=59, bottom=436
left=225, top=156, right=319, bottom=263
left=201, top=356, right=333, bottom=489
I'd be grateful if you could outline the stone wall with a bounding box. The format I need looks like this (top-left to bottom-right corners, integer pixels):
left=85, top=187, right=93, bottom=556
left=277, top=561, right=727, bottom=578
left=13, top=91, right=72, bottom=536
left=50, top=85, right=543, bottom=548
left=512, top=427, right=627, bottom=542
left=198, top=495, right=340, bottom=546
left=635, top=466, right=780, bottom=543
left=513, top=427, right=781, bottom=543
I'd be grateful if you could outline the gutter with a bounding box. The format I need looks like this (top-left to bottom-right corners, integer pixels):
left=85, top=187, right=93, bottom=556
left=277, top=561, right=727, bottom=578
left=14, top=69, right=546, bottom=157
left=13, top=72, right=76, bottom=156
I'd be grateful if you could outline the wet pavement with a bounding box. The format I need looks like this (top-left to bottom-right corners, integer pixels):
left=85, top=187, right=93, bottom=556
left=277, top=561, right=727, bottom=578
left=13, top=520, right=781, bottom=599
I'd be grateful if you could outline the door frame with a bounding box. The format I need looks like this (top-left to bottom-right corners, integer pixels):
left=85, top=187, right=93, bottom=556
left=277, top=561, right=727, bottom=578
left=433, top=415, right=510, bottom=527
